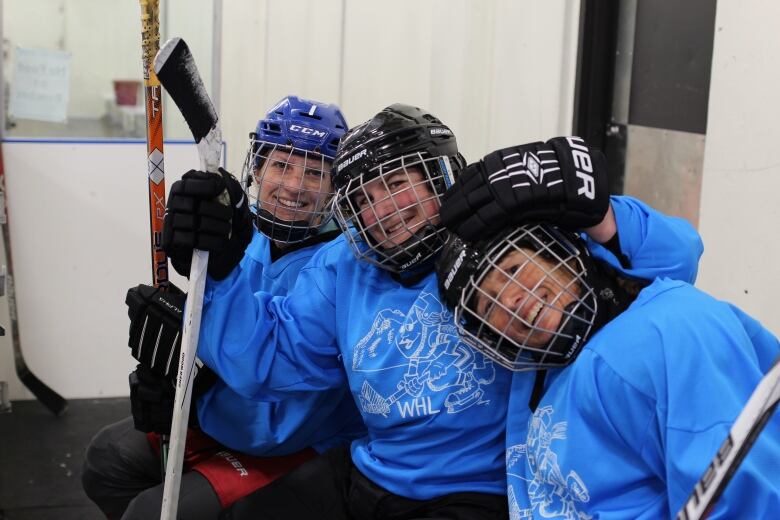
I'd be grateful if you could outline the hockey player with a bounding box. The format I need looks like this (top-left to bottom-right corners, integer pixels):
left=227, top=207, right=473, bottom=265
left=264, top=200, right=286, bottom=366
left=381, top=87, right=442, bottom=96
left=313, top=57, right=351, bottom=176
left=437, top=160, right=780, bottom=518
left=158, top=104, right=703, bottom=519
left=81, top=96, right=365, bottom=519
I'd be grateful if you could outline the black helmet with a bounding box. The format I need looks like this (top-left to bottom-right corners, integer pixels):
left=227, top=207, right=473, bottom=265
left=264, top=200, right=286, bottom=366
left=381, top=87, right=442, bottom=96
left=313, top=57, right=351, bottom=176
left=436, top=224, right=629, bottom=371
left=331, top=104, right=466, bottom=273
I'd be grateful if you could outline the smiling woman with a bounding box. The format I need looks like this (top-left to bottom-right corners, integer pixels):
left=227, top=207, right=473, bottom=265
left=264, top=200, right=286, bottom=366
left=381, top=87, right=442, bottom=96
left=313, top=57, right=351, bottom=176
left=248, top=146, right=333, bottom=238
left=437, top=224, right=609, bottom=372
left=241, top=96, right=347, bottom=245
left=473, top=237, right=584, bottom=349
left=332, top=104, right=464, bottom=273
left=351, top=164, right=441, bottom=250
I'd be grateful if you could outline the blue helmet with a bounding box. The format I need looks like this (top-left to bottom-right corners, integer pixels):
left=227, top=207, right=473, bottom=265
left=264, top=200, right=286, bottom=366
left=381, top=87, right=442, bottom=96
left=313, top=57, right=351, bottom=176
left=255, top=95, right=348, bottom=159
left=242, top=96, right=349, bottom=244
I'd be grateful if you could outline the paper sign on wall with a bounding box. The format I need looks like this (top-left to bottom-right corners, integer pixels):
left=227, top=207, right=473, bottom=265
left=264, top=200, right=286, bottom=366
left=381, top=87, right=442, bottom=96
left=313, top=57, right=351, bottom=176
left=9, top=47, right=71, bottom=123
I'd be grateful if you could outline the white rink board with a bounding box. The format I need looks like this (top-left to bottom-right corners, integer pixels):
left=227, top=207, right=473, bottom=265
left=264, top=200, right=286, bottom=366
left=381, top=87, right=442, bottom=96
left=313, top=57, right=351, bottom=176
left=697, top=1, right=780, bottom=336
left=0, top=140, right=222, bottom=400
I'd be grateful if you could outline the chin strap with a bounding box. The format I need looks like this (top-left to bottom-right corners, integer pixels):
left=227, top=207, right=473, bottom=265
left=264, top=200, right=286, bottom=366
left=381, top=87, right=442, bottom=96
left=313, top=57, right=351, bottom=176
left=364, top=222, right=445, bottom=274
left=528, top=370, right=548, bottom=412
left=392, top=254, right=438, bottom=287
left=255, top=207, right=316, bottom=243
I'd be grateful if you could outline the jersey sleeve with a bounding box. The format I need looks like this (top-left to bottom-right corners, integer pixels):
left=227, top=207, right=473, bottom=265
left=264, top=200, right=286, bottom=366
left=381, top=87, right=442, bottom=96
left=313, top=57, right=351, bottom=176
left=196, top=248, right=346, bottom=401
left=627, top=292, right=780, bottom=517
left=664, top=305, right=780, bottom=518
left=585, top=195, right=703, bottom=283
left=195, top=380, right=360, bottom=456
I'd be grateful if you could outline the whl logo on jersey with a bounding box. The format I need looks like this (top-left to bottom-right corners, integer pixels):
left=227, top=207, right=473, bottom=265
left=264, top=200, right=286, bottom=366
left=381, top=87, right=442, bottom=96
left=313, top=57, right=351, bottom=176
left=352, top=291, right=497, bottom=420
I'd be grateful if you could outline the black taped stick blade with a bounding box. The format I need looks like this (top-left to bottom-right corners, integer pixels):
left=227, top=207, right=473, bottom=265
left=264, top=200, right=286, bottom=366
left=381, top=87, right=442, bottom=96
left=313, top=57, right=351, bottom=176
left=154, top=37, right=217, bottom=143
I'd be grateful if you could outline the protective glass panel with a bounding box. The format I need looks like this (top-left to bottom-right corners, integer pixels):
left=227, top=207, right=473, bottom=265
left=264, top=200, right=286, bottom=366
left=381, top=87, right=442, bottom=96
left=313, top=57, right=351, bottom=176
left=2, top=0, right=214, bottom=140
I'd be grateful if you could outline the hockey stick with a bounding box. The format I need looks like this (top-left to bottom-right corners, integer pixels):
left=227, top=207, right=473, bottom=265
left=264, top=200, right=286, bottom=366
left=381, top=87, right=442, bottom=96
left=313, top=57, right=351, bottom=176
left=154, top=37, right=222, bottom=520
left=138, top=0, right=171, bottom=475
left=676, top=356, right=780, bottom=520
left=139, top=0, right=169, bottom=290
left=0, top=142, right=68, bottom=416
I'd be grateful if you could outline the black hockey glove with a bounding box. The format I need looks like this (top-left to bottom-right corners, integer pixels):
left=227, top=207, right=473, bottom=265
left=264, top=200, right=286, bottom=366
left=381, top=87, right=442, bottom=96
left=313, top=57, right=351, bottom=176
left=129, top=364, right=176, bottom=434
left=126, top=283, right=185, bottom=379
left=439, top=136, right=610, bottom=242
left=129, top=363, right=218, bottom=435
left=163, top=168, right=253, bottom=280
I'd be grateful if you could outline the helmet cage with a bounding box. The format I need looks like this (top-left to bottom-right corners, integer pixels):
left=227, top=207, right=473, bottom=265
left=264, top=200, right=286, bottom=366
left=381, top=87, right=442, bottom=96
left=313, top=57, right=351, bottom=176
left=333, top=151, right=451, bottom=272
left=241, top=137, right=335, bottom=244
left=455, top=224, right=598, bottom=371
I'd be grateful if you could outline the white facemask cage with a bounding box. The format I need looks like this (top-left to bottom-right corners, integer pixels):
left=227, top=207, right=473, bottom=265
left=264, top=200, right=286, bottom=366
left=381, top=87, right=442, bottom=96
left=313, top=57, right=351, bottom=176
left=241, top=140, right=335, bottom=244
left=455, top=225, right=599, bottom=371
left=333, top=152, right=449, bottom=272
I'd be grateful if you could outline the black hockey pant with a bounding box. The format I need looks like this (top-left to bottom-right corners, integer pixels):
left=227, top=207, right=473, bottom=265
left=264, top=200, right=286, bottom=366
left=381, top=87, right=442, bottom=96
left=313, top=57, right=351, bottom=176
left=221, top=444, right=509, bottom=520
left=81, top=416, right=221, bottom=520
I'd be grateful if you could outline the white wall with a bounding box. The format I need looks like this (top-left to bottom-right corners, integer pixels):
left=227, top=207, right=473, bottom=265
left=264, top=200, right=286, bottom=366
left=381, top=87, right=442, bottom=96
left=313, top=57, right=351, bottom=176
left=220, top=0, right=581, bottom=173
left=0, top=141, right=194, bottom=399
left=697, top=0, right=780, bottom=335
left=0, top=0, right=581, bottom=399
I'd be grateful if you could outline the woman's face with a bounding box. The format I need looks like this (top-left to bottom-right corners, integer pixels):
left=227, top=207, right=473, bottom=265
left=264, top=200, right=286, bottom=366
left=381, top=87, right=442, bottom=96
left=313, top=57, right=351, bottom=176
left=254, top=148, right=333, bottom=225
left=351, top=166, right=440, bottom=249
left=474, top=247, right=582, bottom=348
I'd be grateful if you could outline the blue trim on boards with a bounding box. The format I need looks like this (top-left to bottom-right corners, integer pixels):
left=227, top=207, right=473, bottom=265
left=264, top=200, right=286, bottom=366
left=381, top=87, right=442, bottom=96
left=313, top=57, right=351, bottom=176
left=2, top=137, right=196, bottom=145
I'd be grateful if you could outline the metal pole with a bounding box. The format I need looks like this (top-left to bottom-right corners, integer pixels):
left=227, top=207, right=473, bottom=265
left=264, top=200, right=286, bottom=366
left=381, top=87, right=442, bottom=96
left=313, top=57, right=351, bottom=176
left=211, top=0, right=222, bottom=116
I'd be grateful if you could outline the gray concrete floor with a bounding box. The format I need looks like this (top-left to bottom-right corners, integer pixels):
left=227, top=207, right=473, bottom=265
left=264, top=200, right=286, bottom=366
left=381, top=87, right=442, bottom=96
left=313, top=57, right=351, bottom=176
left=0, top=397, right=129, bottom=520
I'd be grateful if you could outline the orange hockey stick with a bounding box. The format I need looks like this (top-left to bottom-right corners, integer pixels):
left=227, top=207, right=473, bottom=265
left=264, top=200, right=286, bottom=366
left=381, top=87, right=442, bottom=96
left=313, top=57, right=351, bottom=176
left=140, top=0, right=169, bottom=290
left=139, top=0, right=170, bottom=473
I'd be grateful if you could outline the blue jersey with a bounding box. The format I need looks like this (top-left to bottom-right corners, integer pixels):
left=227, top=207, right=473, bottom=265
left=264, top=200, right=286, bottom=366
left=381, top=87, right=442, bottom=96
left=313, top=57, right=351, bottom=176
left=505, top=280, right=780, bottom=519
left=197, top=195, right=702, bottom=500
left=196, top=231, right=366, bottom=456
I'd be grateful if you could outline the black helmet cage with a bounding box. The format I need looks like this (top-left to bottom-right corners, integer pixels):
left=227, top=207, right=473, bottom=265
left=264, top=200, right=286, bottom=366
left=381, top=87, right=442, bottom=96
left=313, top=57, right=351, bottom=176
left=241, top=134, right=336, bottom=244
left=331, top=104, right=463, bottom=273
left=454, top=224, right=599, bottom=372
left=333, top=151, right=457, bottom=272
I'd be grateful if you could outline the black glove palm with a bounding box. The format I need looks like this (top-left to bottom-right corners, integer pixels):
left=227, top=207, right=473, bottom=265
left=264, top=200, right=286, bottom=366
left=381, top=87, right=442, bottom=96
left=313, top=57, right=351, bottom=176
left=440, top=136, right=610, bottom=242
left=163, top=168, right=253, bottom=280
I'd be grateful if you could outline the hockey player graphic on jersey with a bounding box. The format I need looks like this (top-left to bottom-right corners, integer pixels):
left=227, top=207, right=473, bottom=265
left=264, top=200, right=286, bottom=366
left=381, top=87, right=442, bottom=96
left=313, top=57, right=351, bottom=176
left=352, top=308, right=406, bottom=372
left=506, top=406, right=591, bottom=520
left=355, top=292, right=496, bottom=417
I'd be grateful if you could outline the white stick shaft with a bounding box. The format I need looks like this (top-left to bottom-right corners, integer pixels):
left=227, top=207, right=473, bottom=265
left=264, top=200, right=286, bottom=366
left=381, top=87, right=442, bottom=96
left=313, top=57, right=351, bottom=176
left=160, top=248, right=209, bottom=520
